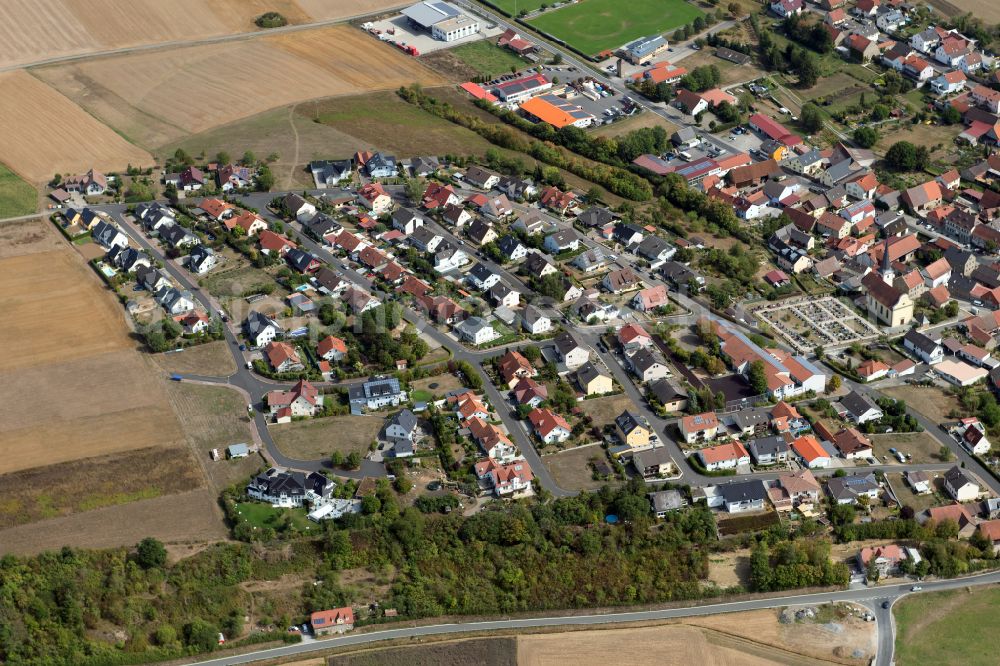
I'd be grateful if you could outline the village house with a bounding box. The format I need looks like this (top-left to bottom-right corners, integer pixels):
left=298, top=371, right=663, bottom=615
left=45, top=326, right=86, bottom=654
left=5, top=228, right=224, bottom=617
left=792, top=435, right=831, bottom=469
left=349, top=377, right=406, bottom=411
left=528, top=408, right=572, bottom=444
left=264, top=341, right=304, bottom=373
left=679, top=412, right=719, bottom=444
left=475, top=458, right=534, bottom=496
left=944, top=465, right=980, bottom=502
left=828, top=473, right=881, bottom=504
left=310, top=608, right=355, bottom=636
left=266, top=380, right=321, bottom=419
left=499, top=350, right=536, bottom=387
left=698, top=441, right=750, bottom=471
left=554, top=331, right=590, bottom=370
left=575, top=362, right=613, bottom=396
left=627, top=347, right=670, bottom=383
left=358, top=182, right=393, bottom=214
left=615, top=410, right=652, bottom=450
left=247, top=467, right=333, bottom=508
left=512, top=377, right=548, bottom=407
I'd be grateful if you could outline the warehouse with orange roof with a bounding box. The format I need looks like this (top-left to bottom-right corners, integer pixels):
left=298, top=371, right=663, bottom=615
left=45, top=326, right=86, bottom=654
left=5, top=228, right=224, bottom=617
left=519, top=94, right=595, bottom=129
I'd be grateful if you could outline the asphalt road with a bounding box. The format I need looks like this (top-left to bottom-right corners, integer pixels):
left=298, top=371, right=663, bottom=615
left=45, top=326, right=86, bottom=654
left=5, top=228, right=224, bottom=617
left=190, top=569, right=1000, bottom=666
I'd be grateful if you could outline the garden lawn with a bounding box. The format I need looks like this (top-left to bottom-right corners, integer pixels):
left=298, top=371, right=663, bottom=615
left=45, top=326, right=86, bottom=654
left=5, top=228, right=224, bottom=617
left=0, top=163, right=37, bottom=217
left=527, top=0, right=702, bottom=55
left=232, top=501, right=314, bottom=534
left=447, top=40, right=527, bottom=77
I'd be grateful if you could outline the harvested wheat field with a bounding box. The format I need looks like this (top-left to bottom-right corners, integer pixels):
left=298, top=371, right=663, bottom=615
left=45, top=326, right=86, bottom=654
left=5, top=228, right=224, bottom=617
left=0, top=0, right=314, bottom=70
left=0, top=248, right=131, bottom=372
left=0, top=489, right=227, bottom=556
left=0, top=350, right=186, bottom=475
left=36, top=25, right=447, bottom=149
left=0, top=71, right=153, bottom=181
left=0, top=240, right=186, bottom=475
left=0, top=219, right=63, bottom=260
left=517, top=625, right=807, bottom=666
left=295, top=0, right=409, bottom=20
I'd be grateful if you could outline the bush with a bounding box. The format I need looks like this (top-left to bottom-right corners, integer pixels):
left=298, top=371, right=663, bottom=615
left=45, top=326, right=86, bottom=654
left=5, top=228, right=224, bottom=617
left=183, top=619, right=219, bottom=652
left=255, top=12, right=287, bottom=28
left=135, top=537, right=167, bottom=569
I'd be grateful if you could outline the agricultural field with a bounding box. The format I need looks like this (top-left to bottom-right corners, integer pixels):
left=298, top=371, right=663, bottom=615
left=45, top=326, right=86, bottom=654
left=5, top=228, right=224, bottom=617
left=35, top=26, right=446, bottom=151
left=160, top=106, right=362, bottom=190
left=330, top=637, right=517, bottom=666
left=894, top=584, right=1000, bottom=665
left=0, top=488, right=226, bottom=557
left=528, top=0, right=702, bottom=55
left=152, top=340, right=237, bottom=377
left=270, top=415, right=383, bottom=460
left=0, top=219, right=222, bottom=554
left=0, top=70, right=153, bottom=182
left=0, top=0, right=321, bottom=70
left=0, top=163, right=37, bottom=217
left=518, top=623, right=823, bottom=665
left=927, top=0, right=1000, bottom=22
left=0, top=446, right=203, bottom=531
left=300, top=89, right=497, bottom=158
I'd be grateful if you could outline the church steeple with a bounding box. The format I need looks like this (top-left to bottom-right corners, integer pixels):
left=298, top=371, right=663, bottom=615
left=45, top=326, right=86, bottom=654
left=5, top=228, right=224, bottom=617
left=880, top=236, right=894, bottom=283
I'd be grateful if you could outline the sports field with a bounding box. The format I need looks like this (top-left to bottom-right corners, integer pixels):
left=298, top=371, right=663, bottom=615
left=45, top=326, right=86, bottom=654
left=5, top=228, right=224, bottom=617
left=527, top=0, right=702, bottom=55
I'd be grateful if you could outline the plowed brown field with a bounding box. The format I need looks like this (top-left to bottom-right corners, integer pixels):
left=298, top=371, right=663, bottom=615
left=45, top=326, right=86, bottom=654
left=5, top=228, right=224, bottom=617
left=35, top=25, right=447, bottom=149
left=0, top=71, right=153, bottom=180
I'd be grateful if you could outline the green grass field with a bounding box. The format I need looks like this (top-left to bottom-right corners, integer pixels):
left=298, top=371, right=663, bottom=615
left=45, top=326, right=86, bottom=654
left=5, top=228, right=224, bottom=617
left=528, top=0, right=702, bottom=55
left=448, top=40, right=527, bottom=77
left=232, top=501, right=315, bottom=534
left=0, top=163, right=37, bottom=218
left=894, top=585, right=1000, bottom=665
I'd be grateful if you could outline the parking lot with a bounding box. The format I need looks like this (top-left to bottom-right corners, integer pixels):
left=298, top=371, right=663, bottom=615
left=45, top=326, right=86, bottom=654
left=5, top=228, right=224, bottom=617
left=723, top=124, right=764, bottom=156
left=753, top=296, right=882, bottom=353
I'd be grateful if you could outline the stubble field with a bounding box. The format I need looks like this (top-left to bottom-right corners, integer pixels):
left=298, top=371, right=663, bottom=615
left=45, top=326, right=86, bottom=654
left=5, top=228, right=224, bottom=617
left=0, top=220, right=218, bottom=551
left=0, top=71, right=154, bottom=181
left=35, top=26, right=447, bottom=150
left=0, top=0, right=318, bottom=70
